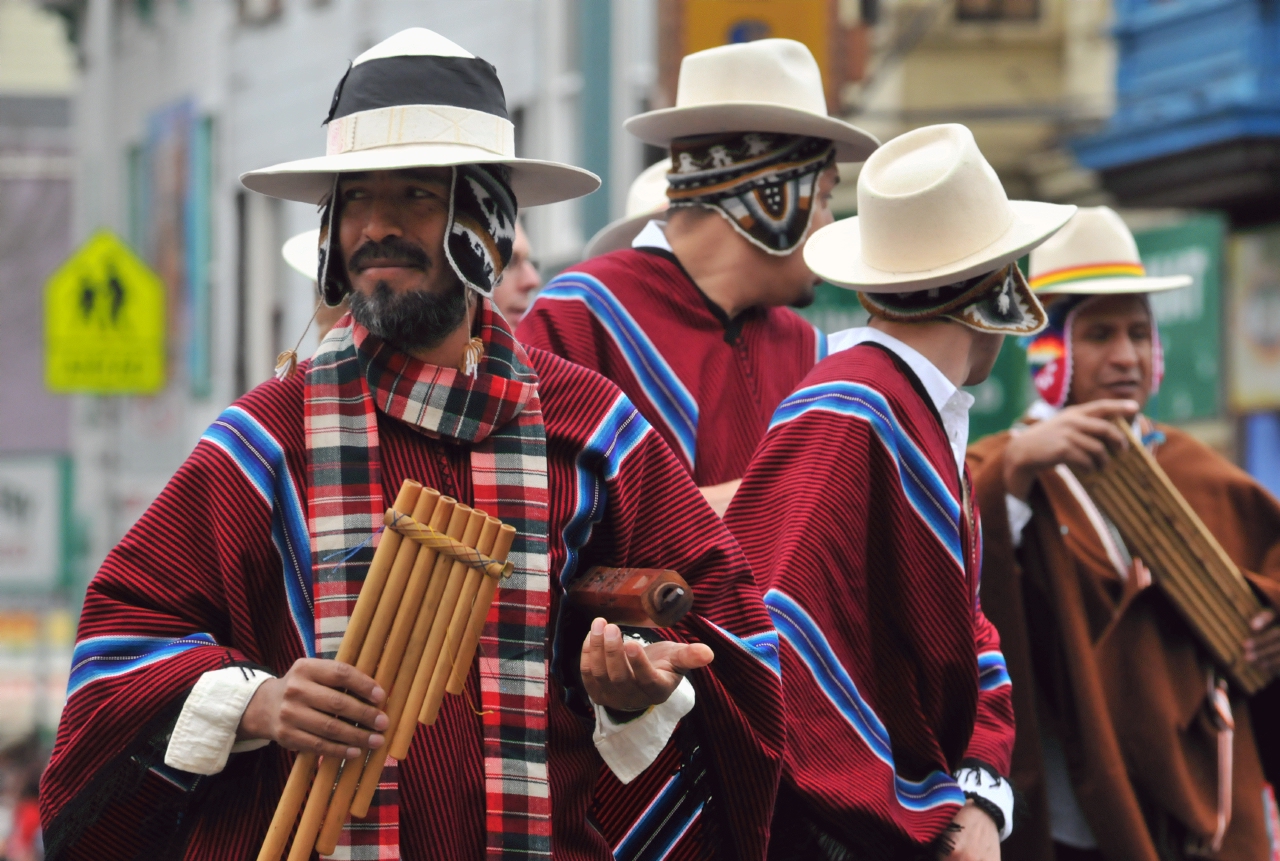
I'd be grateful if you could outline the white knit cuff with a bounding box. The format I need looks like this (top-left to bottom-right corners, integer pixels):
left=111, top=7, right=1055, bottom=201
left=164, top=666, right=274, bottom=775
left=592, top=676, right=696, bottom=784
left=1006, top=493, right=1033, bottom=549
left=956, top=766, right=1015, bottom=841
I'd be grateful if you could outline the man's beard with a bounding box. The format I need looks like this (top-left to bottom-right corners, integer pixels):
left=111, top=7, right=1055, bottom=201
left=345, top=239, right=470, bottom=352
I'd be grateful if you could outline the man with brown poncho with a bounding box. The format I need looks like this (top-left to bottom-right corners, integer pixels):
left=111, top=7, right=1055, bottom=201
left=967, top=207, right=1280, bottom=861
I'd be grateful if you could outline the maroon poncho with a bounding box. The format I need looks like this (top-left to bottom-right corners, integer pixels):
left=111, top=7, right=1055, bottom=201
left=40, top=347, right=784, bottom=861
left=516, top=244, right=826, bottom=486
left=724, top=343, right=1016, bottom=858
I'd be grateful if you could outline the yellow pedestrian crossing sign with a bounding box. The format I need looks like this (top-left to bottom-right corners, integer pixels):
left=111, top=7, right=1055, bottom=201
left=45, top=230, right=166, bottom=394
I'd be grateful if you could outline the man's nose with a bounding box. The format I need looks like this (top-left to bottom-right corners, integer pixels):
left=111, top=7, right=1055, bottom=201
left=1111, top=334, right=1141, bottom=368
left=362, top=195, right=404, bottom=241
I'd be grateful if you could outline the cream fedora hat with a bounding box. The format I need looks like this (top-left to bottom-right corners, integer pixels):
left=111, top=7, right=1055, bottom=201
left=624, top=39, right=879, bottom=163
left=1029, top=206, right=1192, bottom=294
left=282, top=228, right=321, bottom=281
left=241, top=29, right=599, bottom=207
left=804, top=124, right=1076, bottom=292
left=582, top=159, right=672, bottom=257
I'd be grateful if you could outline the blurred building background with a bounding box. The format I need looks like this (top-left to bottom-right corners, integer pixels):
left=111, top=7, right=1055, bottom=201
left=4, top=0, right=1280, bottom=826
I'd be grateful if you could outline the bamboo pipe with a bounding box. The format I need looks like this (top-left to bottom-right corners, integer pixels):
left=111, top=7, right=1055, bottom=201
left=420, top=517, right=502, bottom=724
left=312, top=491, right=447, bottom=854
left=388, top=508, right=488, bottom=755
left=1086, top=475, right=1241, bottom=658
left=289, top=487, right=439, bottom=861
left=315, top=496, right=456, bottom=847
left=257, top=480, right=422, bottom=861
left=447, top=524, right=516, bottom=694
left=1086, top=459, right=1244, bottom=653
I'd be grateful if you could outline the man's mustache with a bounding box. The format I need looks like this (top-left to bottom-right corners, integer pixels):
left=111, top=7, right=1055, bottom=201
left=348, top=237, right=430, bottom=271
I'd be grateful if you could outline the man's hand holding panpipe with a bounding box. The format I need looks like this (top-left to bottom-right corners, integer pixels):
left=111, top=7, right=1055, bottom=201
left=579, top=617, right=713, bottom=712
left=1003, top=399, right=1139, bottom=500
left=239, top=658, right=389, bottom=761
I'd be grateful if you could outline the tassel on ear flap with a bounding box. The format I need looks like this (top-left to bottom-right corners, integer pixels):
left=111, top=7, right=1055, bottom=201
left=459, top=336, right=484, bottom=377
left=275, top=298, right=324, bottom=382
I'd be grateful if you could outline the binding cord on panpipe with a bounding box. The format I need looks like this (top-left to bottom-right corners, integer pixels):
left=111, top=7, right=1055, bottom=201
left=256, top=480, right=516, bottom=861
left=1074, top=420, right=1273, bottom=694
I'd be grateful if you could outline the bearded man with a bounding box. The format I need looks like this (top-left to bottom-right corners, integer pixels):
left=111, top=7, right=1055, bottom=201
left=40, top=29, right=784, bottom=861
left=518, top=39, right=879, bottom=516
left=967, top=207, right=1280, bottom=861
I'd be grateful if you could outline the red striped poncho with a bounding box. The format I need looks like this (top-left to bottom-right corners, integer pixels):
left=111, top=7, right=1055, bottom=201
left=40, top=347, right=784, bottom=861
left=516, top=246, right=826, bottom=486
left=723, top=343, right=1016, bottom=858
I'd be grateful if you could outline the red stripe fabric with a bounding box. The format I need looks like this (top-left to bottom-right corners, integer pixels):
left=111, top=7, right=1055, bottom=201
left=517, top=247, right=819, bottom=485
left=41, top=337, right=783, bottom=860
left=724, top=345, right=1015, bottom=856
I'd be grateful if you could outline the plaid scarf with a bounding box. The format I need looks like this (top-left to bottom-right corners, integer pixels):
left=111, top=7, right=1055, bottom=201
left=667, top=132, right=835, bottom=255
left=304, top=298, right=551, bottom=860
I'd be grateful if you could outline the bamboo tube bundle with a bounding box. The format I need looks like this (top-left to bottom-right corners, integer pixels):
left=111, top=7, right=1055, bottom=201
left=257, top=481, right=516, bottom=861
left=1074, top=420, right=1273, bottom=694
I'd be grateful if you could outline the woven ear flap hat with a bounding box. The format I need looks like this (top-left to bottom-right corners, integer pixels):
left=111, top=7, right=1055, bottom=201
left=583, top=158, right=672, bottom=257
left=1029, top=206, right=1192, bottom=295
left=625, top=39, right=879, bottom=163
left=240, top=28, right=599, bottom=207
left=1023, top=206, right=1187, bottom=408
left=804, top=124, right=1076, bottom=292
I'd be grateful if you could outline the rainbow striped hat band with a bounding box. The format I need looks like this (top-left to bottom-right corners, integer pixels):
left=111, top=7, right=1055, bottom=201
left=1029, top=261, right=1147, bottom=291
left=1027, top=206, right=1192, bottom=296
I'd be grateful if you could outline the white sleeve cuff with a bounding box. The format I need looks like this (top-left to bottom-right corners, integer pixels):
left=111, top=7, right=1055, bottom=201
left=1006, top=493, right=1033, bottom=549
left=163, top=666, right=275, bottom=775
left=955, top=766, right=1015, bottom=841
left=592, top=676, right=696, bottom=784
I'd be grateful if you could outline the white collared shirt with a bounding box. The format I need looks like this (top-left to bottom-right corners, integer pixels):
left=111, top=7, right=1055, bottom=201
left=828, top=327, right=975, bottom=477
left=632, top=219, right=671, bottom=252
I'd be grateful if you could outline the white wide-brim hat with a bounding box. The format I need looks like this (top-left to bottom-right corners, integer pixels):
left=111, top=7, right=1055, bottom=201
left=1029, top=206, right=1191, bottom=295
left=240, top=29, right=600, bottom=207
left=625, top=39, right=879, bottom=164
left=583, top=158, right=672, bottom=257
left=804, top=124, right=1076, bottom=293
left=282, top=228, right=321, bottom=281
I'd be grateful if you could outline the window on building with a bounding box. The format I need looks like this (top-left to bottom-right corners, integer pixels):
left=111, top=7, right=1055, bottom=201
left=955, top=0, right=1039, bottom=21
left=238, top=0, right=281, bottom=26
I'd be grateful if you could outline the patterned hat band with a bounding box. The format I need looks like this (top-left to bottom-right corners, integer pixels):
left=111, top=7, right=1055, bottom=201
left=666, top=131, right=836, bottom=255
left=1028, top=261, right=1146, bottom=291
left=859, top=263, right=1049, bottom=336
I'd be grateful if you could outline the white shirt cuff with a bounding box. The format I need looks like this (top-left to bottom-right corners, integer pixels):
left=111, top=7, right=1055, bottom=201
left=956, top=766, right=1015, bottom=841
left=163, top=666, right=274, bottom=775
left=1006, top=493, right=1033, bottom=548
left=592, top=676, right=696, bottom=784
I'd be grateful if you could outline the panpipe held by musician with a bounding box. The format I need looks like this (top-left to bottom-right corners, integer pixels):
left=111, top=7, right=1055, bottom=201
left=968, top=205, right=1280, bottom=861
left=39, top=28, right=788, bottom=861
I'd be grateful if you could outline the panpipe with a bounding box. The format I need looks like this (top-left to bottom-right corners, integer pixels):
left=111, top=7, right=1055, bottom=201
left=257, top=480, right=516, bottom=861
left=257, top=484, right=698, bottom=860
left=1073, top=420, right=1273, bottom=694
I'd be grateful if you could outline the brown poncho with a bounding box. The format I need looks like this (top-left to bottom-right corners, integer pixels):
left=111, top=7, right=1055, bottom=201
left=968, top=424, right=1280, bottom=860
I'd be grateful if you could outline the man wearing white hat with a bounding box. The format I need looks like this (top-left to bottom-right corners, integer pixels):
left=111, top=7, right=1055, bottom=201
left=724, top=123, right=1076, bottom=859
left=967, top=207, right=1280, bottom=861
left=40, top=29, right=788, bottom=861
left=518, top=39, right=879, bottom=516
